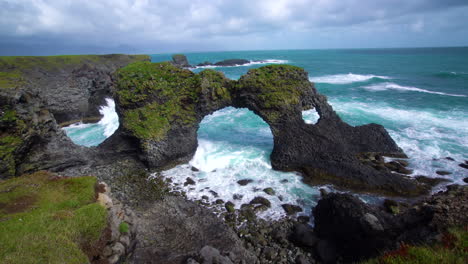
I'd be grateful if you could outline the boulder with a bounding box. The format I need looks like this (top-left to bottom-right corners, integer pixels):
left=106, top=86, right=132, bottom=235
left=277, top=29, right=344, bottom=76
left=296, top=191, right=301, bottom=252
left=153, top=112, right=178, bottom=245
left=290, top=223, right=318, bottom=248
left=263, top=187, right=275, bottom=195
left=313, top=193, right=395, bottom=261
left=237, top=179, right=253, bottom=186
left=281, top=204, right=303, bottom=215
left=249, top=196, right=271, bottom=208
left=199, top=245, right=233, bottom=264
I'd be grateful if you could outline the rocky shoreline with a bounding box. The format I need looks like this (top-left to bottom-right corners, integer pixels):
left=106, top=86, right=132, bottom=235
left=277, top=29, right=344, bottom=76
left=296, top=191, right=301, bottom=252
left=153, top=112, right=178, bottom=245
left=1, top=54, right=466, bottom=263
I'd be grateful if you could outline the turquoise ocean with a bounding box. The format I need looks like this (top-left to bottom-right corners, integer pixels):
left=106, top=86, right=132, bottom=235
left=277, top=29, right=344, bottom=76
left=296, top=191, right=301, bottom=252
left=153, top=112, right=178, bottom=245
left=64, top=47, right=468, bottom=219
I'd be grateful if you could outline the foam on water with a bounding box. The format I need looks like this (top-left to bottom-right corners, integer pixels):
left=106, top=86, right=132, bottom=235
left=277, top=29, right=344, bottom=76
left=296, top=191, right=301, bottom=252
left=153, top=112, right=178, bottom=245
left=309, top=73, right=391, bottom=84
left=158, top=107, right=333, bottom=220
left=193, top=59, right=289, bottom=69
left=330, top=99, right=468, bottom=186
left=362, top=82, right=467, bottom=97
left=63, top=98, right=119, bottom=147
left=302, top=108, right=320, bottom=124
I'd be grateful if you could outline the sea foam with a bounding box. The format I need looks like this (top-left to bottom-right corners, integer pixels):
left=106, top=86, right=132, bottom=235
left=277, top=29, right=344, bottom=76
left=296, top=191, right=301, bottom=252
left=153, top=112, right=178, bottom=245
left=309, top=73, right=390, bottom=84
left=362, top=82, right=467, bottom=97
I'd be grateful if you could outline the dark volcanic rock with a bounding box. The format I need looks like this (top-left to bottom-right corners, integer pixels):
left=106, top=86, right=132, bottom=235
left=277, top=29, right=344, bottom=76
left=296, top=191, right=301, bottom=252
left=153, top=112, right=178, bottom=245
left=290, top=223, right=318, bottom=248
left=263, top=187, right=275, bottom=195
left=281, top=204, right=303, bottom=215
left=131, top=196, right=255, bottom=264
left=436, top=170, right=451, bottom=175
left=313, top=193, right=394, bottom=262
left=171, top=54, right=191, bottom=68
left=415, top=175, right=450, bottom=187
left=249, top=196, right=271, bottom=208
left=459, top=163, right=468, bottom=169
left=214, top=59, right=250, bottom=66
left=313, top=186, right=468, bottom=262
left=237, top=179, right=254, bottom=186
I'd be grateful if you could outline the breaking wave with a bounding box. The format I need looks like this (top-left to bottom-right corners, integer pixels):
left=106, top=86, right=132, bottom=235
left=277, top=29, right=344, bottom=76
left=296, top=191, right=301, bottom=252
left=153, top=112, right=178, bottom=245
left=362, top=82, right=467, bottom=97
left=309, top=73, right=391, bottom=84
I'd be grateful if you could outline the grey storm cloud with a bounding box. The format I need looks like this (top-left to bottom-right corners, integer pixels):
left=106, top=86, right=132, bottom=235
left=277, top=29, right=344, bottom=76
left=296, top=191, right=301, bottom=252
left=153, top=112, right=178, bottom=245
left=0, top=0, right=467, bottom=55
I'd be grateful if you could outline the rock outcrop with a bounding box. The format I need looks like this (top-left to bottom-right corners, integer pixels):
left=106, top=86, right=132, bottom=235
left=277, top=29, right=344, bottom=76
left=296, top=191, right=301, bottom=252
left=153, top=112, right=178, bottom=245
left=0, top=54, right=149, bottom=124
left=0, top=55, right=149, bottom=179
left=312, top=185, right=468, bottom=262
left=171, top=54, right=192, bottom=68
left=113, top=61, right=429, bottom=196
left=197, top=59, right=251, bottom=67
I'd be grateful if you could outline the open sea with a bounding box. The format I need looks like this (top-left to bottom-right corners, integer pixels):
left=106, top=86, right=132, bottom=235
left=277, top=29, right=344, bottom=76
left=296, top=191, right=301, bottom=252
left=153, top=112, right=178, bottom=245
left=64, top=47, right=468, bottom=220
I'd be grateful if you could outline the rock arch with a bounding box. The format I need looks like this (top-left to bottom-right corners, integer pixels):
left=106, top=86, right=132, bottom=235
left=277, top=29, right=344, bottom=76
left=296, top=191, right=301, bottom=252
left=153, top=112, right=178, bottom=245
left=112, top=61, right=428, bottom=196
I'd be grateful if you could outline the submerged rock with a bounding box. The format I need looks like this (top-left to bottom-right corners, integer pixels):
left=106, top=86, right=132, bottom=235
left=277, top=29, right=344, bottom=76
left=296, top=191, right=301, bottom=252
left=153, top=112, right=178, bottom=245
left=281, top=204, right=303, bottom=215
left=237, top=179, right=254, bottom=186
left=249, top=196, right=271, bottom=208
left=263, top=187, right=275, bottom=195
left=436, top=170, right=451, bottom=175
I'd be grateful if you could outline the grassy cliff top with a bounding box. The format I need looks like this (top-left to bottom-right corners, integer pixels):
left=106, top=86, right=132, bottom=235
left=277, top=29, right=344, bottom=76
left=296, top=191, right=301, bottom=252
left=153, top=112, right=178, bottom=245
left=115, top=61, right=202, bottom=141
left=0, top=171, right=107, bottom=264
left=0, top=54, right=150, bottom=89
left=238, top=64, right=310, bottom=109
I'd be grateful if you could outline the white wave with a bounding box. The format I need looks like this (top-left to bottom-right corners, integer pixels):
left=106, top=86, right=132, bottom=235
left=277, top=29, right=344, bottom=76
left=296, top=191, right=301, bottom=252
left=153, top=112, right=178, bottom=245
left=362, top=82, right=467, bottom=97
left=309, top=73, right=390, bottom=84
left=302, top=109, right=320, bottom=124
left=98, top=98, right=119, bottom=137
left=331, top=99, right=468, bottom=185
left=193, top=59, right=288, bottom=69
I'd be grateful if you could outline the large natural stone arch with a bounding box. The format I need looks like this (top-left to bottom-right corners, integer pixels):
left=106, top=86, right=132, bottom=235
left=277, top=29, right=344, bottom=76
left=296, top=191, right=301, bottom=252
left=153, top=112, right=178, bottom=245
left=112, top=61, right=428, bottom=196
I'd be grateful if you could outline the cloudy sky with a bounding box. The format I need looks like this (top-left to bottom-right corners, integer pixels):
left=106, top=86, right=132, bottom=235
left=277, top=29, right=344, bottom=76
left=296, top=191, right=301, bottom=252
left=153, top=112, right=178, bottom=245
left=1, top=0, right=467, bottom=55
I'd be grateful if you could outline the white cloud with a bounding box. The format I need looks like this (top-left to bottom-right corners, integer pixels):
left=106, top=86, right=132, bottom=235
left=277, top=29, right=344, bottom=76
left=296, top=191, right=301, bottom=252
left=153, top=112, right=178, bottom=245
left=0, top=0, right=466, bottom=53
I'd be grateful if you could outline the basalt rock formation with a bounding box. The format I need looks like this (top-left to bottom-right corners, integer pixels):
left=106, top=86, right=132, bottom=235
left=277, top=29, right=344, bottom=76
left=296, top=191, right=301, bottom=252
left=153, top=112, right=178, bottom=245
left=313, top=184, right=468, bottom=262
left=0, top=55, right=149, bottom=178
left=114, top=61, right=429, bottom=196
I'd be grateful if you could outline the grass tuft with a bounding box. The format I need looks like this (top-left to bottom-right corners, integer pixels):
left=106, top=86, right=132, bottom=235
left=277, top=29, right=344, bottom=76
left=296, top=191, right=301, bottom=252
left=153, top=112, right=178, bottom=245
left=0, top=171, right=107, bottom=264
left=362, top=227, right=468, bottom=264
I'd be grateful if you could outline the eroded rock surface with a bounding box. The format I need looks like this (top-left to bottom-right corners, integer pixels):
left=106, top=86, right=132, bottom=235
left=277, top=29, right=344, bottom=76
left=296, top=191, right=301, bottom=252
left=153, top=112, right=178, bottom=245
left=114, top=61, right=428, bottom=196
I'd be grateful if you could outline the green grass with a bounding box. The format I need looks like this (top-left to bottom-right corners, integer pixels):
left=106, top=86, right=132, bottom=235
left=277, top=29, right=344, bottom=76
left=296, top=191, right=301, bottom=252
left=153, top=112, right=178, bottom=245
left=119, top=222, right=129, bottom=234
left=237, top=64, right=308, bottom=109
left=0, top=171, right=107, bottom=264
left=116, top=61, right=200, bottom=140
left=0, top=54, right=149, bottom=89
left=363, top=228, right=468, bottom=264
left=0, top=109, right=27, bottom=177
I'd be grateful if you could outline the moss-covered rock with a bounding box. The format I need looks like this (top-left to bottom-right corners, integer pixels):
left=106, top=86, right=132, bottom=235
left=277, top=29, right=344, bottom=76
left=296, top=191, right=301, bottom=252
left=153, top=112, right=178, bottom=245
left=115, top=62, right=200, bottom=141
left=237, top=65, right=310, bottom=109
left=0, top=107, right=27, bottom=178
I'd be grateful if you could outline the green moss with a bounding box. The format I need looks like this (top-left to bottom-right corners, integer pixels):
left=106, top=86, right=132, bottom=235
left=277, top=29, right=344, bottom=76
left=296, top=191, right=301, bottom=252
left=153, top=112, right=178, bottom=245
left=199, top=69, right=233, bottom=101
left=119, top=222, right=129, bottom=234
left=116, top=62, right=200, bottom=140
left=238, top=65, right=308, bottom=109
left=362, top=228, right=468, bottom=264
left=0, top=109, right=27, bottom=177
left=0, top=136, right=22, bottom=176
left=0, top=171, right=107, bottom=264
left=0, top=71, right=25, bottom=89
